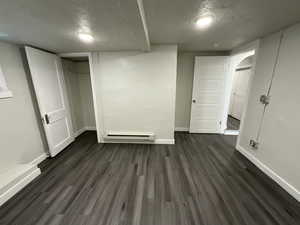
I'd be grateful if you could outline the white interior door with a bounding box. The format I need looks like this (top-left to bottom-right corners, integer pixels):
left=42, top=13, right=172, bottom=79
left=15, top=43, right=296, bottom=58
left=229, top=68, right=251, bottom=120
left=190, top=56, right=229, bottom=133
left=25, top=47, right=74, bottom=157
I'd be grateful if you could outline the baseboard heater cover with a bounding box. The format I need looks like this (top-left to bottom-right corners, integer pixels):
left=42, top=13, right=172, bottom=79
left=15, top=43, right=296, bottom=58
left=104, top=132, right=155, bottom=141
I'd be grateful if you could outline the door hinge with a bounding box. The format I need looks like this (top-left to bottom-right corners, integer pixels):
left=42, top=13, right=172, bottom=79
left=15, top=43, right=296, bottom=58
left=260, top=95, right=270, bottom=105
left=249, top=139, right=259, bottom=149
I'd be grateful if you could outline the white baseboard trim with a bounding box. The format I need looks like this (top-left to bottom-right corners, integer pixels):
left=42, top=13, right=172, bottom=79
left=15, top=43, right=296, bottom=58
left=103, top=139, right=175, bottom=145
left=175, top=127, right=189, bottom=132
left=0, top=167, right=41, bottom=206
left=74, top=126, right=97, bottom=138
left=29, top=153, right=48, bottom=166
left=154, top=139, right=175, bottom=144
left=74, top=127, right=86, bottom=138
left=236, top=144, right=300, bottom=202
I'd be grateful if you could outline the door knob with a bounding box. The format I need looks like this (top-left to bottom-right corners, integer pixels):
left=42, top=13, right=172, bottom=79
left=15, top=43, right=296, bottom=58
left=192, top=99, right=196, bottom=103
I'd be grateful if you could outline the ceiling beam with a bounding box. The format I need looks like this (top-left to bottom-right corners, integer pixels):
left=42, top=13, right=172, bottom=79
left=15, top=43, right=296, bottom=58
left=137, top=0, right=151, bottom=51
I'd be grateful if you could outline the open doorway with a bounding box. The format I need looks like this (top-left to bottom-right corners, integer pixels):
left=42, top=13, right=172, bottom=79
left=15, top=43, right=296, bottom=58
left=225, top=52, right=255, bottom=135
left=60, top=54, right=97, bottom=139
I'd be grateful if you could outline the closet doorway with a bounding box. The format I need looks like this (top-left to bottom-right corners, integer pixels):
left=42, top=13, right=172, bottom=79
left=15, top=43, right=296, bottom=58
left=60, top=53, right=97, bottom=141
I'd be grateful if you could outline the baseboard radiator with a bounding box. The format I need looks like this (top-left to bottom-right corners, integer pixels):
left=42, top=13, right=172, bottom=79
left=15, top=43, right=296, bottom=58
left=104, top=132, right=155, bottom=142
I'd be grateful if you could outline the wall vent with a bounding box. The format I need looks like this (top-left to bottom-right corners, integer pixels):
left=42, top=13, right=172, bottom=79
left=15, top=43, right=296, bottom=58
left=104, top=132, right=155, bottom=142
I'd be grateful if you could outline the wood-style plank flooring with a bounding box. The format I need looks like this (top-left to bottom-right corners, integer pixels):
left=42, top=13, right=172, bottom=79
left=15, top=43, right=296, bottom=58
left=0, top=131, right=300, bottom=225
left=227, top=115, right=240, bottom=130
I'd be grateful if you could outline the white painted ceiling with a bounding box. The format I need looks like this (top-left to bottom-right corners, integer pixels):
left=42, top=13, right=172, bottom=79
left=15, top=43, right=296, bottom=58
left=1, top=0, right=300, bottom=53
left=144, top=0, right=300, bottom=51
left=0, top=0, right=147, bottom=52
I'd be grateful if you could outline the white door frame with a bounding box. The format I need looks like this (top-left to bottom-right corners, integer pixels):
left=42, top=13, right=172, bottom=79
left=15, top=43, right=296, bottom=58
left=59, top=52, right=104, bottom=143
left=222, top=41, right=260, bottom=133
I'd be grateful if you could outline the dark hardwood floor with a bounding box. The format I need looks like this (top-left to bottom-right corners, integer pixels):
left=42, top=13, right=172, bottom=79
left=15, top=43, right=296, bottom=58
left=227, top=115, right=240, bottom=130
left=0, top=131, right=299, bottom=225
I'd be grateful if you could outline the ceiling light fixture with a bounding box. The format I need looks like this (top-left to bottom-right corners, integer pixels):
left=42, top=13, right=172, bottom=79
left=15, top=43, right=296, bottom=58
left=196, top=16, right=214, bottom=29
left=78, top=33, right=94, bottom=43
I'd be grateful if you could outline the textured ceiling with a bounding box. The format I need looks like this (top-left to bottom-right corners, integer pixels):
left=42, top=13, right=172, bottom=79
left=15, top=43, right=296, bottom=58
left=0, top=0, right=147, bottom=53
left=144, top=0, right=300, bottom=51
left=0, top=0, right=300, bottom=53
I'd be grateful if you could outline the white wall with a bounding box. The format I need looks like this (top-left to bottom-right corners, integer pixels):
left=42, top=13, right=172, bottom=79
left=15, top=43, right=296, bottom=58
left=91, top=45, right=177, bottom=142
left=0, top=42, right=46, bottom=171
left=237, top=24, right=300, bottom=201
left=62, top=60, right=96, bottom=135
left=175, top=51, right=229, bottom=130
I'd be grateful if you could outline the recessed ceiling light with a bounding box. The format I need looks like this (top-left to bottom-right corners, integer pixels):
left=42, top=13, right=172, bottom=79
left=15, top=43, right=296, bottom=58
left=196, top=16, right=214, bottom=29
left=78, top=33, right=94, bottom=43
